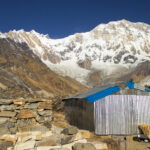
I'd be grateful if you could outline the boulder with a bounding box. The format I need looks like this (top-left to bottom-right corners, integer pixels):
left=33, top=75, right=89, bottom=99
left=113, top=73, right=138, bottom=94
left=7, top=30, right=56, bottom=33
left=62, top=126, right=78, bottom=135
left=37, top=135, right=60, bottom=146
left=38, top=110, right=52, bottom=116
left=72, top=143, right=96, bottom=150
left=17, top=110, right=34, bottom=119
left=0, top=111, right=16, bottom=117
left=61, top=135, right=73, bottom=145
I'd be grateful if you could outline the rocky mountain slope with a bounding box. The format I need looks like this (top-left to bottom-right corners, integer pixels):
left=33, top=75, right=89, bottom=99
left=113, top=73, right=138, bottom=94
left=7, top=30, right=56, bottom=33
left=1, top=19, right=150, bottom=86
left=0, top=38, right=87, bottom=98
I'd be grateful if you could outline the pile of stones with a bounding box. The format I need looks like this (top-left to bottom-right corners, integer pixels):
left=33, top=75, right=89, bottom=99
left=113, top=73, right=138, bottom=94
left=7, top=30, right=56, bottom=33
left=0, top=125, right=108, bottom=150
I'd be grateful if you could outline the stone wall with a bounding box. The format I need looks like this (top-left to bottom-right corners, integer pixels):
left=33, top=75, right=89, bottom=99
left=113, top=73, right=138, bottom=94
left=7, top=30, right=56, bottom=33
left=0, top=98, right=52, bottom=136
left=0, top=98, right=121, bottom=150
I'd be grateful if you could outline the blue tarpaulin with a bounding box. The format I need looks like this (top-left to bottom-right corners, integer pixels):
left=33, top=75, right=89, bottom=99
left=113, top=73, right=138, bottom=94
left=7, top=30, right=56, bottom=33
left=126, top=81, right=134, bottom=89
left=83, top=80, right=149, bottom=103
left=145, top=89, right=150, bottom=92
left=84, top=86, right=120, bottom=103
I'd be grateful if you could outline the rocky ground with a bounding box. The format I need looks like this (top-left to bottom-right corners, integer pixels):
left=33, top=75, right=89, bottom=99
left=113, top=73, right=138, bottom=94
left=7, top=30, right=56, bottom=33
left=0, top=98, right=150, bottom=150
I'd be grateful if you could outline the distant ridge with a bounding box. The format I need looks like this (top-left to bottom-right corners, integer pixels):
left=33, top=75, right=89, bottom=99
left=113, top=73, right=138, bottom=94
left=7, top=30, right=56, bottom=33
left=1, top=20, right=150, bottom=86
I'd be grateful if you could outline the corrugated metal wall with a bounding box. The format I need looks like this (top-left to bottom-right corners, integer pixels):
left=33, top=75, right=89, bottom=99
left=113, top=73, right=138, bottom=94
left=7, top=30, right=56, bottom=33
left=94, top=95, right=150, bottom=135
left=65, top=98, right=94, bottom=131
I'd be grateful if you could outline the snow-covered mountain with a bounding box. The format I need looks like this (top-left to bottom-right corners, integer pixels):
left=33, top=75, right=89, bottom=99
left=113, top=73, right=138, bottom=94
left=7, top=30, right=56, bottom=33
left=1, top=20, right=150, bottom=86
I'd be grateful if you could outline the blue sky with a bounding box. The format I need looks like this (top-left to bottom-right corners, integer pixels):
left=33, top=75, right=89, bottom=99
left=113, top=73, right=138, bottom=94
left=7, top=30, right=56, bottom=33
left=0, top=0, right=150, bottom=38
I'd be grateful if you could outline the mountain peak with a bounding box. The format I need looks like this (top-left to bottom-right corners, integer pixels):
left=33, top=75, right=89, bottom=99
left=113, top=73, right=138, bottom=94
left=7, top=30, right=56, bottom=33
left=0, top=32, right=6, bottom=38
left=1, top=20, right=150, bottom=86
left=117, top=19, right=132, bottom=23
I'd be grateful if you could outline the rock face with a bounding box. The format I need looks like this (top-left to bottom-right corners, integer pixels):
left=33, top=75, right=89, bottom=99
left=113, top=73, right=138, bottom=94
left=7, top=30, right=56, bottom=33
left=0, top=38, right=87, bottom=99
left=2, top=20, right=150, bottom=86
left=77, top=59, right=91, bottom=70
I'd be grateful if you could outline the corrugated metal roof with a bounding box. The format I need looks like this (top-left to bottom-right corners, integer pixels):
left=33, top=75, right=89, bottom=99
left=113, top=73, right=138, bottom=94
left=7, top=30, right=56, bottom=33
left=63, top=81, right=150, bottom=100
left=63, top=81, right=125, bottom=100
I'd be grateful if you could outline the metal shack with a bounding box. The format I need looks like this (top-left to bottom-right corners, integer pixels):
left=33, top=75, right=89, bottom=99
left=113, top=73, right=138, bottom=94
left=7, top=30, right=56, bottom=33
left=63, top=81, right=150, bottom=135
